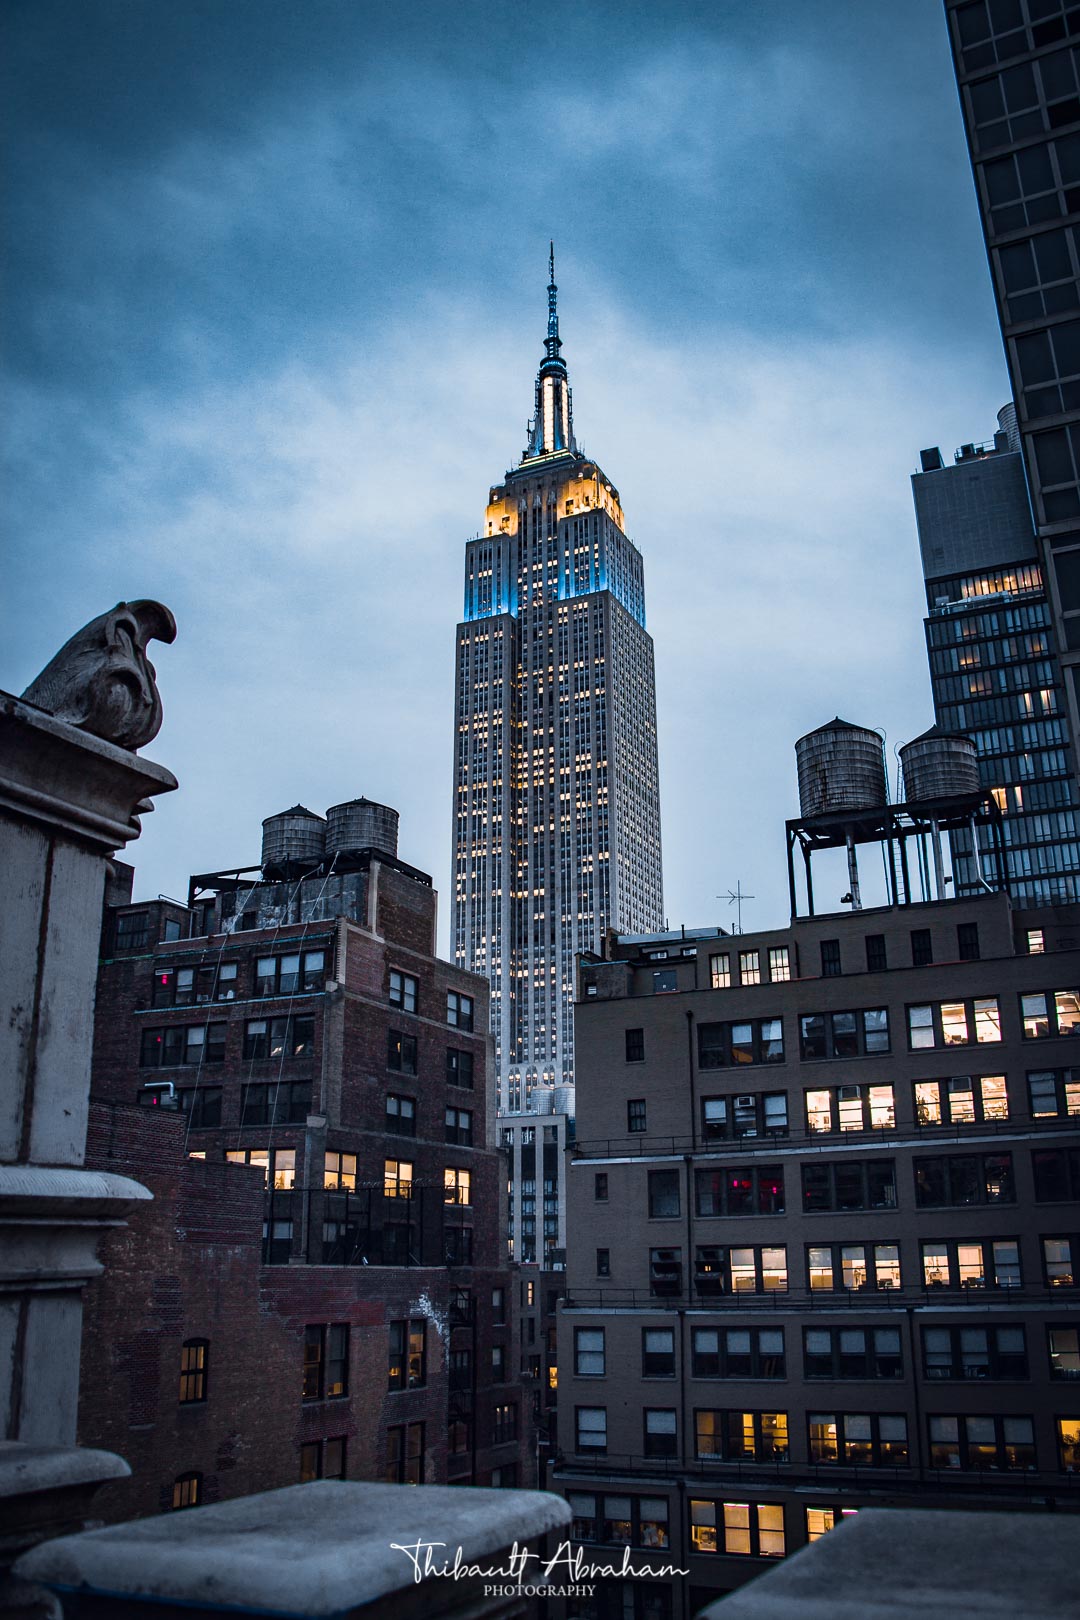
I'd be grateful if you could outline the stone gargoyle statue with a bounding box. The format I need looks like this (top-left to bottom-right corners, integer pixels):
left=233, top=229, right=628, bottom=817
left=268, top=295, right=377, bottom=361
left=21, top=600, right=177, bottom=750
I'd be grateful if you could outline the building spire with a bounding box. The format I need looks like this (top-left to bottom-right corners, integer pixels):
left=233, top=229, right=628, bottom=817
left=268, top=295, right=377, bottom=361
left=524, top=242, right=576, bottom=461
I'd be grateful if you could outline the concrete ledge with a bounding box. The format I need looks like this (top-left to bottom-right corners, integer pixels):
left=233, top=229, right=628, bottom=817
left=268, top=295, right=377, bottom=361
left=699, top=1508, right=1080, bottom=1619
left=0, top=1444, right=130, bottom=1501
left=14, top=1481, right=572, bottom=1618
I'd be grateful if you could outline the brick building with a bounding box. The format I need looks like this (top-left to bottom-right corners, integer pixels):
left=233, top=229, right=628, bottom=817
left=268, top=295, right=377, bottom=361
left=554, top=883, right=1080, bottom=1614
left=79, top=803, right=529, bottom=1519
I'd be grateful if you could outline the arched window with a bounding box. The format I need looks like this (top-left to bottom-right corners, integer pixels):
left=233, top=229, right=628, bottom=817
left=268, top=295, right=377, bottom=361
left=171, top=1471, right=202, bottom=1510
left=179, top=1339, right=208, bottom=1404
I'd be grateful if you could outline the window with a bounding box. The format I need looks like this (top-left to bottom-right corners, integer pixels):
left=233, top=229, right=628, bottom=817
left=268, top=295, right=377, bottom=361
left=911, top=928, right=933, bottom=967
left=820, top=940, right=841, bottom=977
left=385, top=1094, right=416, bottom=1136
left=115, top=912, right=149, bottom=952
left=300, top=1436, right=346, bottom=1482
left=693, top=1244, right=787, bottom=1295
left=865, top=935, right=887, bottom=973
left=907, top=998, right=1002, bottom=1048
left=689, top=1500, right=785, bottom=1558
left=642, top=1328, right=675, bottom=1378
left=738, top=950, right=760, bottom=986
left=922, top=1325, right=1028, bottom=1380
left=446, top=1047, right=474, bottom=1088
left=691, top=1327, right=785, bottom=1379
left=594, top=1172, right=608, bottom=1201
left=447, top=990, right=473, bottom=1030
left=240, top=1080, right=311, bottom=1126
left=241, top=1015, right=314, bottom=1061
left=388, top=1031, right=418, bottom=1077
left=140, top=1023, right=227, bottom=1068
left=1022, top=989, right=1080, bottom=1038
left=805, top=1083, right=895, bottom=1134
left=445, top=1106, right=472, bottom=1145
left=799, top=1009, right=889, bottom=1060
left=569, top=1494, right=670, bottom=1549
left=1028, top=1069, right=1080, bottom=1117
left=1043, top=1236, right=1076, bottom=1285
left=695, top=1165, right=784, bottom=1217
left=576, top=1407, right=607, bottom=1453
left=575, top=1328, right=605, bottom=1376
left=324, top=1151, right=356, bottom=1190
left=1028, top=928, right=1046, bottom=955
left=625, top=1028, right=645, bottom=1062
left=804, top=1327, right=902, bottom=1380
left=389, top=1320, right=426, bottom=1390
left=649, top=1248, right=682, bottom=1295
left=806, top=1507, right=859, bottom=1542
left=694, top=1409, right=788, bottom=1463
left=1033, top=1147, right=1080, bottom=1200
left=443, top=1226, right=473, bottom=1266
left=254, top=950, right=325, bottom=997
left=171, top=1472, right=201, bottom=1510
left=1050, top=1324, right=1080, bottom=1378
left=444, top=1167, right=471, bottom=1205
left=768, top=947, right=790, bottom=982
left=806, top=1243, right=901, bottom=1292
left=914, top=1153, right=1015, bottom=1206
left=643, top=1408, right=677, bottom=1457
left=700, top=1091, right=788, bottom=1141
left=152, top=960, right=238, bottom=1007
left=928, top=1414, right=1035, bottom=1472
left=1057, top=1418, right=1080, bottom=1473
left=709, top=953, right=731, bottom=989
left=809, top=1413, right=908, bottom=1466
left=384, top=1159, right=414, bottom=1199
left=178, top=1087, right=222, bottom=1129
left=914, top=1075, right=1009, bottom=1124
left=389, top=971, right=418, bottom=1013
left=179, top=1339, right=208, bottom=1403
left=921, top=1237, right=1022, bottom=1289
left=957, top=923, right=980, bottom=962
left=627, top=1099, right=647, bottom=1133
left=648, top=1169, right=680, bottom=1218
left=302, top=1323, right=348, bottom=1401
left=226, top=1146, right=295, bottom=1189
left=596, top=1248, right=611, bottom=1277
left=386, top=1422, right=424, bottom=1483
left=698, top=1018, right=784, bottom=1068
left=802, top=1160, right=896, bottom=1212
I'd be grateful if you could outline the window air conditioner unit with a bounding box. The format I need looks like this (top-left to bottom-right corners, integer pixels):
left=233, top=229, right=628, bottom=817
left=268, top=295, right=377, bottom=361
left=736, top=1095, right=754, bottom=1108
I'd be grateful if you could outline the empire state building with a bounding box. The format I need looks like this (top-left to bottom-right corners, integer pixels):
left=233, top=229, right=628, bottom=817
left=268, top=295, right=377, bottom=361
left=452, top=252, right=663, bottom=1103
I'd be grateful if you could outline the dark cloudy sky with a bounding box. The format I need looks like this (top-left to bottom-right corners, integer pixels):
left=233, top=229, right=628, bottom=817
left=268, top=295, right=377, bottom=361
left=3, top=0, right=1011, bottom=944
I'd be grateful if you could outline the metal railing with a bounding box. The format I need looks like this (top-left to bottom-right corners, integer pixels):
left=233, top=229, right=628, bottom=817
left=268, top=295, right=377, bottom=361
left=572, top=1113, right=1075, bottom=1160
left=561, top=1283, right=1076, bottom=1312
left=261, top=1185, right=476, bottom=1269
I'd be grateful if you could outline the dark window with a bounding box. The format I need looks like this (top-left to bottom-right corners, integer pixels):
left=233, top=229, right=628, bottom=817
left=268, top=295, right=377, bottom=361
left=642, top=1328, right=676, bottom=1378
left=444, top=1226, right=473, bottom=1266
left=701, top=1092, right=788, bottom=1139
left=802, top=1160, right=896, bottom=1213
left=575, top=1407, right=607, bottom=1453
left=914, top=1153, right=1015, bottom=1206
left=493, top=1402, right=517, bottom=1444
left=808, top=1413, right=908, bottom=1466
left=820, top=940, right=841, bottom=977
left=446, top=1048, right=474, bottom=1088
left=567, top=1492, right=670, bottom=1549
left=625, top=1027, right=645, bottom=1062
left=303, top=1323, right=348, bottom=1400
left=928, top=1413, right=1036, bottom=1472
left=694, top=1165, right=785, bottom=1217
left=803, top=1327, right=902, bottom=1380
left=387, top=1030, right=418, bottom=1074
left=911, top=928, right=933, bottom=967
left=301, top=1436, right=346, bottom=1481
left=627, top=1099, right=647, bottom=1133
left=1034, top=1147, right=1080, bottom=1200
left=386, top=1422, right=424, bottom=1483
left=650, top=1247, right=683, bottom=1296
left=385, top=1093, right=416, bottom=1135
left=1028, top=1069, right=1080, bottom=1118
left=389, top=971, right=418, bottom=1014
left=1048, top=1323, right=1080, bottom=1378
left=140, top=1023, right=227, bottom=1068
left=240, top=1081, right=311, bottom=1126
left=691, top=1326, right=784, bottom=1379
left=447, top=991, right=474, bottom=1030
left=254, top=949, right=325, bottom=997
left=596, top=1248, right=611, bottom=1277
left=697, top=1018, right=784, bottom=1068
left=242, top=1015, right=315, bottom=1061
left=594, top=1172, right=608, bottom=1201
left=643, top=1408, right=677, bottom=1457
left=648, top=1169, right=681, bottom=1218
left=957, top=923, right=981, bottom=962
left=575, top=1327, right=605, bottom=1376
left=178, top=1087, right=222, bottom=1128
left=922, top=1325, right=1028, bottom=1381
left=115, top=912, right=149, bottom=952
left=445, top=1106, right=472, bottom=1146
left=865, top=935, right=887, bottom=973
left=152, top=960, right=238, bottom=1007
left=1042, top=1235, right=1077, bottom=1285
left=389, top=1319, right=426, bottom=1390
left=799, top=1008, right=889, bottom=1060
left=179, top=1339, right=208, bottom=1403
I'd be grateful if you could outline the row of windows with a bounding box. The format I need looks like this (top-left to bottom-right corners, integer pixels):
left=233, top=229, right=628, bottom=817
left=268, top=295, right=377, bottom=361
left=566, top=1492, right=860, bottom=1558
left=573, top=1406, right=1080, bottom=1471
left=390, top=971, right=475, bottom=1032
left=139, top=1017, right=314, bottom=1067
left=633, top=1233, right=1078, bottom=1295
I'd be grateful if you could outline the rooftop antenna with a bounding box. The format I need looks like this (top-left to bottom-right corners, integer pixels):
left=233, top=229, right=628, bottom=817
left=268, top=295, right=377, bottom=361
left=720, top=882, right=754, bottom=935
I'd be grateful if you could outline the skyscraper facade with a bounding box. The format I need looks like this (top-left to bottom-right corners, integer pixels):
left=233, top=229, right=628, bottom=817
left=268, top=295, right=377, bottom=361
left=944, top=2, right=1080, bottom=856
left=452, top=254, right=663, bottom=1103
left=912, top=403, right=1080, bottom=902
